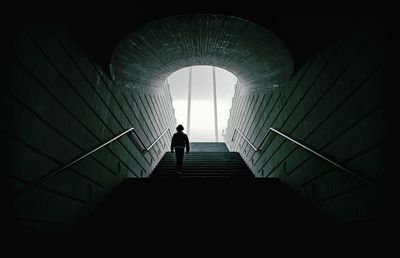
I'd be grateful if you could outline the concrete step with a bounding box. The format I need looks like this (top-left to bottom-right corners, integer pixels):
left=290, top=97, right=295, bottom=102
left=189, top=142, right=230, bottom=152
left=163, top=152, right=241, bottom=156
left=153, top=174, right=252, bottom=178
left=157, top=163, right=245, bottom=166
left=154, top=164, right=248, bottom=168
left=153, top=171, right=250, bottom=174
left=153, top=167, right=249, bottom=173
left=151, top=148, right=252, bottom=178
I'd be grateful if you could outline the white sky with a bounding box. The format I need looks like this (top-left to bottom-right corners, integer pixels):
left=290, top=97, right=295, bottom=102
left=167, top=66, right=237, bottom=142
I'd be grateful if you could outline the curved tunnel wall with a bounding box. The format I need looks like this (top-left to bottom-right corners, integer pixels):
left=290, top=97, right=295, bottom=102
left=110, top=14, right=294, bottom=92
left=225, top=27, right=386, bottom=228
left=4, top=20, right=175, bottom=238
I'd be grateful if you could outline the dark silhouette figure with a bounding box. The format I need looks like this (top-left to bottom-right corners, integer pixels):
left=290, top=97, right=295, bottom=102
left=171, top=125, right=190, bottom=173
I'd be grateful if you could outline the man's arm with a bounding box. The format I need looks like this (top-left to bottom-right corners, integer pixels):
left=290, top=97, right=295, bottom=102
left=185, top=135, right=190, bottom=154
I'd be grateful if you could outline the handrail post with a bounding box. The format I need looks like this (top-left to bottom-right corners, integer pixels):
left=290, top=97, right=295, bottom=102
left=230, top=129, right=238, bottom=149
left=231, top=128, right=258, bottom=151
left=235, top=129, right=258, bottom=151
left=231, top=129, right=237, bottom=142
left=130, top=128, right=147, bottom=151
left=257, top=128, right=272, bottom=151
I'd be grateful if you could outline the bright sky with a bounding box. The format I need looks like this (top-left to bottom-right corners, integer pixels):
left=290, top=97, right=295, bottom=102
left=167, top=66, right=237, bottom=142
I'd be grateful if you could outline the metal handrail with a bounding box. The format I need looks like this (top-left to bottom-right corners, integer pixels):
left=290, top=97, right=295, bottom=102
left=231, top=128, right=258, bottom=151
left=230, top=127, right=373, bottom=185
left=16, top=127, right=171, bottom=196
left=146, top=128, right=172, bottom=151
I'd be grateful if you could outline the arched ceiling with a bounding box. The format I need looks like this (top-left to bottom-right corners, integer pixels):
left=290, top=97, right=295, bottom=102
left=11, top=7, right=380, bottom=78
left=110, top=14, right=294, bottom=91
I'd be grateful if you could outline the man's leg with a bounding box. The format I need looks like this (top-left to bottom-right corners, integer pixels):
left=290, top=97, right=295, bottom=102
left=175, top=149, right=184, bottom=171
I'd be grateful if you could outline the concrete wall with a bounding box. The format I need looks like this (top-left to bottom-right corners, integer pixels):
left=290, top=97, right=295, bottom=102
left=3, top=20, right=175, bottom=239
left=225, top=27, right=386, bottom=229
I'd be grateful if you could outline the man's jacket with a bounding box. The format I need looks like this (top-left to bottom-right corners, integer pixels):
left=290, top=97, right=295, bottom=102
left=171, top=132, right=190, bottom=152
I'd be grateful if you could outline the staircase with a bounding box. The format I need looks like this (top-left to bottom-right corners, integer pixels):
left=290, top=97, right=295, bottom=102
left=151, top=142, right=254, bottom=178
left=67, top=143, right=333, bottom=250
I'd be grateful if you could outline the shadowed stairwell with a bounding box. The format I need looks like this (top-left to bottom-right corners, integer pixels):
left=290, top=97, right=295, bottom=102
left=4, top=15, right=387, bottom=253
left=69, top=143, right=334, bottom=248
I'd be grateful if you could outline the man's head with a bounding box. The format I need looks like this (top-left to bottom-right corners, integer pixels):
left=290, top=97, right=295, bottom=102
left=176, top=124, right=184, bottom=132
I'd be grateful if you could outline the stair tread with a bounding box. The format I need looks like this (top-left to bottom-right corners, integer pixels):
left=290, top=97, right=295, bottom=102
left=151, top=150, right=253, bottom=178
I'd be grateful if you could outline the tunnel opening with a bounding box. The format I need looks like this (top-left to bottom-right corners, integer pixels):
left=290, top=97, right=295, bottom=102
left=167, top=65, right=237, bottom=142
left=110, top=13, right=294, bottom=148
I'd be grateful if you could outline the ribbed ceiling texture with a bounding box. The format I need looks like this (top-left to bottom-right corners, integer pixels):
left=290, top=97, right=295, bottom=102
left=110, top=14, right=294, bottom=90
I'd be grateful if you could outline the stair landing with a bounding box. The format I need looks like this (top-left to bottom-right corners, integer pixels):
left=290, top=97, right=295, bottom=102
left=189, top=142, right=229, bottom=152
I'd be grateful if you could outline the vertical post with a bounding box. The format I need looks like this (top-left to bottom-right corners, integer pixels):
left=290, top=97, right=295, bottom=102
left=212, top=66, right=218, bottom=142
left=187, top=67, right=192, bottom=137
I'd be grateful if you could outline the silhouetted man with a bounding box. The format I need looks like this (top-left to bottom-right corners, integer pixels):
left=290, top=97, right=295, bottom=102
left=171, top=124, right=190, bottom=173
